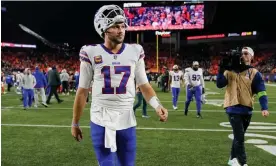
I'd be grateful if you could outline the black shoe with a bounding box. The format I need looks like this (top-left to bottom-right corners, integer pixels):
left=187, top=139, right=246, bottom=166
left=184, top=110, right=188, bottom=116
left=58, top=100, right=64, bottom=104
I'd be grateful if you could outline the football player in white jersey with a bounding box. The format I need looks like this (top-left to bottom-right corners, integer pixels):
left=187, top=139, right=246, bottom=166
left=184, top=61, right=205, bottom=118
left=168, top=65, right=184, bottom=110
left=71, top=5, right=168, bottom=166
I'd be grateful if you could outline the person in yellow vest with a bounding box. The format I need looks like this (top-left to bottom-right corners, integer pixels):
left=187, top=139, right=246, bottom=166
left=216, top=47, right=269, bottom=166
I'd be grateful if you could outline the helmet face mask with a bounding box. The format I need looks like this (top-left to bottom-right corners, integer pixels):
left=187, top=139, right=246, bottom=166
left=94, top=5, right=128, bottom=39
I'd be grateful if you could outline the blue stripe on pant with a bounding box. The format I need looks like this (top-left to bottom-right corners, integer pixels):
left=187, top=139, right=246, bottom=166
left=171, top=87, right=180, bottom=107
left=23, top=89, right=34, bottom=108
left=90, top=122, right=136, bottom=166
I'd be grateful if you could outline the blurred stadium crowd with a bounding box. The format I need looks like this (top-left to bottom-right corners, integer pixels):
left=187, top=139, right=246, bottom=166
left=124, top=4, right=204, bottom=30
left=142, top=43, right=276, bottom=75
left=1, top=48, right=81, bottom=95
left=2, top=41, right=276, bottom=95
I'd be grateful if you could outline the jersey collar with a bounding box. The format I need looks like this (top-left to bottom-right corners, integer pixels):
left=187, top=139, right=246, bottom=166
left=100, top=43, right=126, bottom=55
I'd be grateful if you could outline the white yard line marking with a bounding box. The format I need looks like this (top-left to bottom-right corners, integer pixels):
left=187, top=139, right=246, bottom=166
left=2, top=123, right=276, bottom=133
left=1, top=107, right=276, bottom=113
left=265, top=84, right=276, bottom=87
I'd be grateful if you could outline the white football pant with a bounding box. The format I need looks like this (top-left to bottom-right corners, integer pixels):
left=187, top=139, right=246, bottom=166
left=34, top=88, right=47, bottom=105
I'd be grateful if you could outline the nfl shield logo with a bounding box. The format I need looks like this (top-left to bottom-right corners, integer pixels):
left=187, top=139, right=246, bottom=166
left=114, top=55, right=118, bottom=60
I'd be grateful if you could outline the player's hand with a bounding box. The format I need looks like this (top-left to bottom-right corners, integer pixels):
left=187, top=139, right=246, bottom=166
left=155, top=105, right=168, bottom=122
left=71, top=126, right=83, bottom=142
left=262, top=110, right=269, bottom=117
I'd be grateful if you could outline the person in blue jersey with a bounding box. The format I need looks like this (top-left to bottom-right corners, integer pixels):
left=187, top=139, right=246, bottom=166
left=33, top=66, right=48, bottom=107
left=5, top=73, right=14, bottom=92
left=216, top=47, right=269, bottom=166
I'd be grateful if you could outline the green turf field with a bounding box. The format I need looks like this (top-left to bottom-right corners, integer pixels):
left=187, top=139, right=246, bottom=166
left=1, top=82, right=276, bottom=166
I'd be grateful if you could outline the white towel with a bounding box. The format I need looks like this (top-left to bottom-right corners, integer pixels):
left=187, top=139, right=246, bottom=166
left=105, top=128, right=116, bottom=152
left=101, top=108, right=122, bottom=152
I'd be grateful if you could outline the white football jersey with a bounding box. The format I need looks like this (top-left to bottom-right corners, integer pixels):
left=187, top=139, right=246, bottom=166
left=79, top=43, right=148, bottom=109
left=184, top=67, right=205, bottom=88
left=169, top=70, right=183, bottom=88
left=78, top=43, right=149, bottom=134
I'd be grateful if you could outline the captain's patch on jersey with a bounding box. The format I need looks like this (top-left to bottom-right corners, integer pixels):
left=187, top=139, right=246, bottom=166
left=94, top=55, right=103, bottom=64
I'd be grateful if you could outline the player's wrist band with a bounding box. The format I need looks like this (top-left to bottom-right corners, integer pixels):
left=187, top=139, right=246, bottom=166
left=149, top=96, right=161, bottom=109
left=72, top=123, right=80, bottom=127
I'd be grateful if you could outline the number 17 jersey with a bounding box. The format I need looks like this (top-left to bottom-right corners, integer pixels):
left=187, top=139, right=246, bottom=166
left=78, top=43, right=148, bottom=109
